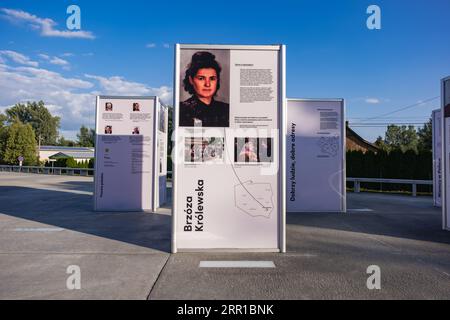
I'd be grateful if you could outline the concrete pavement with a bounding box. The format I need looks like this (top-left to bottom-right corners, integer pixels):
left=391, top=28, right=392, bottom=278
left=0, top=172, right=449, bottom=299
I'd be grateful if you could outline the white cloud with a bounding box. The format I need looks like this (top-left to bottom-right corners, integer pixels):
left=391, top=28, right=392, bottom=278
left=84, top=74, right=173, bottom=104
left=0, top=63, right=95, bottom=132
left=50, top=57, right=69, bottom=66
left=39, top=54, right=70, bottom=69
left=61, top=53, right=74, bottom=57
left=0, top=52, right=172, bottom=140
left=1, top=8, right=95, bottom=39
left=38, top=53, right=50, bottom=60
left=163, top=43, right=170, bottom=49
left=0, top=50, right=39, bottom=67
left=146, top=43, right=156, bottom=48
left=365, top=98, right=380, bottom=104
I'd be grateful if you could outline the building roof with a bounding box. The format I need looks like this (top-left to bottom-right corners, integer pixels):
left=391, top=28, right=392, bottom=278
left=346, top=123, right=380, bottom=153
left=49, top=151, right=95, bottom=160
left=40, top=146, right=94, bottom=152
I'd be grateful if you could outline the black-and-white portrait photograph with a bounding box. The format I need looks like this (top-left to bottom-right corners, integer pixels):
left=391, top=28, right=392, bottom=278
left=179, top=50, right=230, bottom=127
left=105, top=102, right=113, bottom=111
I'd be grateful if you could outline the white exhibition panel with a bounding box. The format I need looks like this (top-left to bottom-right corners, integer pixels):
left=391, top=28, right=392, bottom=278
left=432, top=109, right=442, bottom=207
left=173, top=44, right=286, bottom=252
left=286, top=99, right=346, bottom=213
left=155, top=104, right=169, bottom=209
left=442, top=77, right=450, bottom=230
left=94, top=96, right=163, bottom=211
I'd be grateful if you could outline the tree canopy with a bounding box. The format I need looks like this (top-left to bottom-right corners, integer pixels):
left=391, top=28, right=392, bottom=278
left=76, top=125, right=95, bottom=147
left=417, top=118, right=432, bottom=152
left=375, top=123, right=431, bottom=153
left=2, top=121, right=37, bottom=165
left=5, top=101, right=60, bottom=145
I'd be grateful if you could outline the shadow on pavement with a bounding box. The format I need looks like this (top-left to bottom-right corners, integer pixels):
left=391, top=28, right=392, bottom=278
left=286, top=209, right=450, bottom=245
left=0, top=186, right=172, bottom=253
left=58, top=180, right=94, bottom=192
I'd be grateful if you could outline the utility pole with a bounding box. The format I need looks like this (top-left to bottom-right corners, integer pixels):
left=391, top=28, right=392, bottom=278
left=37, top=134, right=42, bottom=165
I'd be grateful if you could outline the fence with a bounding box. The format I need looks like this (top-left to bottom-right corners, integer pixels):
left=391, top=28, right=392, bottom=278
left=0, top=166, right=433, bottom=196
left=347, top=177, right=432, bottom=197
left=0, top=165, right=93, bottom=176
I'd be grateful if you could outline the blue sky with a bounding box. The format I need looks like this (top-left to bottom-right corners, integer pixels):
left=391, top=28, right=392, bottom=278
left=0, top=0, right=449, bottom=141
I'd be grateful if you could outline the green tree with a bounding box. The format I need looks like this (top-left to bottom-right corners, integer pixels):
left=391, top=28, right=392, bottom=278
left=417, top=118, right=432, bottom=152
left=57, top=136, right=77, bottom=147
left=0, top=114, right=9, bottom=163
left=3, top=121, right=37, bottom=165
left=77, top=125, right=95, bottom=147
left=5, top=101, right=60, bottom=145
left=374, top=136, right=389, bottom=152
left=384, top=124, right=419, bottom=153
left=65, top=157, right=78, bottom=168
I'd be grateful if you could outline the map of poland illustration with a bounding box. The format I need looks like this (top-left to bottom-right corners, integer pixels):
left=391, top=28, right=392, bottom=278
left=234, top=180, right=274, bottom=218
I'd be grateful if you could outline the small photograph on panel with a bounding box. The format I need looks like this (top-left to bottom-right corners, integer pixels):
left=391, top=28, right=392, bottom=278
left=184, top=137, right=224, bottom=163
left=133, top=103, right=140, bottom=112
left=179, top=50, right=230, bottom=127
left=104, top=125, right=113, bottom=134
left=105, top=102, right=113, bottom=111
left=132, top=127, right=140, bottom=135
left=234, top=137, right=273, bottom=163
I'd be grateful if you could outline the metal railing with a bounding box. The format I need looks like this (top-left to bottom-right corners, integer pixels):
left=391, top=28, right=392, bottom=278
left=0, top=165, right=93, bottom=176
left=0, top=166, right=433, bottom=196
left=347, top=177, right=432, bottom=197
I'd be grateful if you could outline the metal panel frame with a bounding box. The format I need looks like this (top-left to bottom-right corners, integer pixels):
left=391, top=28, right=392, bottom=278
left=151, top=97, right=160, bottom=211
left=432, top=109, right=441, bottom=207
left=442, top=77, right=450, bottom=230
left=154, top=103, right=169, bottom=209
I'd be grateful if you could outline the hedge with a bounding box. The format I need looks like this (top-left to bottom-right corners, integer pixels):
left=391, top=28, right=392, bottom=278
left=346, top=150, right=433, bottom=194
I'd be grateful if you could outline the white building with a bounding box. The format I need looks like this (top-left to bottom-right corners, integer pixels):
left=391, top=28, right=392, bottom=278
left=39, top=146, right=95, bottom=163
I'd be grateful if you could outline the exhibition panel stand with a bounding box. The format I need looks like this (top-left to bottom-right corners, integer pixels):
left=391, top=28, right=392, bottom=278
left=154, top=104, right=169, bottom=209
left=94, top=96, right=167, bottom=212
left=286, top=99, right=346, bottom=213
left=441, top=77, right=450, bottom=230
left=172, top=44, right=286, bottom=252
left=432, top=109, right=442, bottom=207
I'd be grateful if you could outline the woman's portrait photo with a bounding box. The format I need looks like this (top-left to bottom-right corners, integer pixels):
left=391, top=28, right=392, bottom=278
left=104, top=126, right=113, bottom=134
left=179, top=50, right=230, bottom=127
left=105, top=102, right=113, bottom=111
left=133, top=103, right=140, bottom=112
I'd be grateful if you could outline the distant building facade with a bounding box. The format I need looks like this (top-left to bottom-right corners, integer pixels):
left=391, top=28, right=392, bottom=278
left=39, top=146, right=95, bottom=163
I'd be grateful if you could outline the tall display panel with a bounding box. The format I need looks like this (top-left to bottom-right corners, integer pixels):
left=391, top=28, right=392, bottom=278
left=432, top=109, right=442, bottom=207
left=442, top=77, right=450, bottom=230
left=154, top=104, right=169, bottom=209
left=172, top=44, right=286, bottom=252
left=94, top=96, right=167, bottom=212
left=286, top=99, right=346, bottom=213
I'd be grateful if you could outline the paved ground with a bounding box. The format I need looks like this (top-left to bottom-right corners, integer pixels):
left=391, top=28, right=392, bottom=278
left=0, top=172, right=449, bottom=299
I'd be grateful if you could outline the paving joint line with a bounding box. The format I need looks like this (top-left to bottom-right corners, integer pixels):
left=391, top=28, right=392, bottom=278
left=146, top=253, right=171, bottom=300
